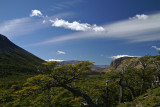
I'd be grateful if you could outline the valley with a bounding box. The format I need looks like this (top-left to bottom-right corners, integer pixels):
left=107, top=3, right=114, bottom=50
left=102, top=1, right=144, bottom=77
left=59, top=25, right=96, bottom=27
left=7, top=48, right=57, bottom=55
left=0, top=34, right=160, bottom=106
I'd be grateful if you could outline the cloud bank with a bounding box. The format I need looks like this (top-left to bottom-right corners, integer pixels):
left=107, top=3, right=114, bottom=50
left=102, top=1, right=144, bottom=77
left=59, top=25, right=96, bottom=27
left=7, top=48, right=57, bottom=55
left=110, top=55, right=141, bottom=59
left=50, top=18, right=104, bottom=32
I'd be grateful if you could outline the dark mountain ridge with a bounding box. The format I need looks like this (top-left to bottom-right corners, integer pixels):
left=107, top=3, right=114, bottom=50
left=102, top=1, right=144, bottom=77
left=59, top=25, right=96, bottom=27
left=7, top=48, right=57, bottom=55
left=0, top=34, right=44, bottom=76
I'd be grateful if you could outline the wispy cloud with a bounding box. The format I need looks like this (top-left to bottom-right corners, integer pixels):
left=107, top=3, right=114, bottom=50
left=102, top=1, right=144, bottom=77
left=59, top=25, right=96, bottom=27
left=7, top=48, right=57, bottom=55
left=152, top=46, right=160, bottom=51
left=28, top=32, right=95, bottom=46
left=104, top=13, right=160, bottom=42
left=0, top=17, right=48, bottom=38
left=100, top=54, right=104, bottom=57
left=110, top=55, right=141, bottom=59
left=50, top=18, right=104, bottom=32
left=50, top=0, right=83, bottom=11
left=57, top=50, right=66, bottom=54
left=46, top=59, right=64, bottom=62
left=29, top=12, right=160, bottom=46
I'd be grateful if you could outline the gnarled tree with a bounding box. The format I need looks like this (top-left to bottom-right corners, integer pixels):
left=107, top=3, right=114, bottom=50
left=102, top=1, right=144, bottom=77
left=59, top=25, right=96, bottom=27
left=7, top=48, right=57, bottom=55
left=15, top=61, right=98, bottom=107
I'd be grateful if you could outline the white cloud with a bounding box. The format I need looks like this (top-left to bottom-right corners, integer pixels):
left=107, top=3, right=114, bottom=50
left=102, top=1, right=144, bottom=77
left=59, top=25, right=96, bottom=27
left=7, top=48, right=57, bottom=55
left=50, top=18, right=104, bottom=32
left=130, top=14, right=148, bottom=20
left=93, top=25, right=105, bottom=32
left=57, top=50, right=66, bottom=54
left=152, top=46, right=160, bottom=51
left=46, top=59, right=64, bottom=62
left=110, top=55, right=140, bottom=59
left=30, top=10, right=43, bottom=17
left=42, top=20, right=46, bottom=24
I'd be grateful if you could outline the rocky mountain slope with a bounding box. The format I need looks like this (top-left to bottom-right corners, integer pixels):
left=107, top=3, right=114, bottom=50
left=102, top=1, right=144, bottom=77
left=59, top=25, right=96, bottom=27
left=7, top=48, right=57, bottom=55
left=103, top=57, right=140, bottom=72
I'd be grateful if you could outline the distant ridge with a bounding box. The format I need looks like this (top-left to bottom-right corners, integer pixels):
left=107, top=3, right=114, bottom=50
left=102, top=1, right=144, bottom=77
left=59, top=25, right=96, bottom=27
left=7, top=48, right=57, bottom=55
left=59, top=60, right=108, bottom=69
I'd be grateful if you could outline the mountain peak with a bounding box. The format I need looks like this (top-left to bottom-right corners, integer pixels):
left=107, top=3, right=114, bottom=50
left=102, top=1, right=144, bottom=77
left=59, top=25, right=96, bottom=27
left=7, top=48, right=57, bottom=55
left=0, top=34, right=9, bottom=41
left=0, top=34, right=44, bottom=73
left=0, top=34, right=19, bottom=51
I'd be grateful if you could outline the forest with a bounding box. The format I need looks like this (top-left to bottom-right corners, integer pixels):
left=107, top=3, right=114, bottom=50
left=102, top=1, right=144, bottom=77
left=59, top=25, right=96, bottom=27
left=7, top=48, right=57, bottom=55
left=1, top=54, right=160, bottom=107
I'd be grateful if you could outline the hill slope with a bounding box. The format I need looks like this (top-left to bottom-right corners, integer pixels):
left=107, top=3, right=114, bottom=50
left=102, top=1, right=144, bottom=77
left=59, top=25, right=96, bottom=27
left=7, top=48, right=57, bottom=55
left=0, top=34, right=44, bottom=77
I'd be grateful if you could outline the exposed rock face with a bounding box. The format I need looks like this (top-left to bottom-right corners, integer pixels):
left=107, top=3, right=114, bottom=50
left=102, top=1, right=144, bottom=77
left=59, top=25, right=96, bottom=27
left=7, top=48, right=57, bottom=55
left=104, top=57, right=140, bottom=72
left=110, top=57, right=137, bottom=69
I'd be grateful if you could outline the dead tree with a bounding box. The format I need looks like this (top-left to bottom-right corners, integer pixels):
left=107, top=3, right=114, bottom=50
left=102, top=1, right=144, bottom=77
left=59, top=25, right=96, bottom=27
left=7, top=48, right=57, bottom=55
left=152, top=60, right=160, bottom=88
left=118, top=65, right=136, bottom=103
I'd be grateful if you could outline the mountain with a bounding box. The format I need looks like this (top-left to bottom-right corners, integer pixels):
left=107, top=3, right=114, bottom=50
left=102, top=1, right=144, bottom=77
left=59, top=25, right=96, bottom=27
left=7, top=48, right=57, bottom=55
left=59, top=60, right=108, bottom=72
left=94, top=65, right=109, bottom=69
left=0, top=34, right=44, bottom=77
left=60, top=60, right=108, bottom=68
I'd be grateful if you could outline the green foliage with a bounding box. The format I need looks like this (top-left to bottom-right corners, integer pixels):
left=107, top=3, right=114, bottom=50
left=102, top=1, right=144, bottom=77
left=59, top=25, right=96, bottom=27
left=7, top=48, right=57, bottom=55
left=8, top=61, right=101, bottom=106
left=118, top=87, right=160, bottom=107
left=0, top=73, right=37, bottom=107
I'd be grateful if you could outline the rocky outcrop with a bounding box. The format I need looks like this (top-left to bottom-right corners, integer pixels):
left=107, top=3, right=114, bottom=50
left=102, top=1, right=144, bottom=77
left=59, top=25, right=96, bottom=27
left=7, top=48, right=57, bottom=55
left=103, top=57, right=140, bottom=72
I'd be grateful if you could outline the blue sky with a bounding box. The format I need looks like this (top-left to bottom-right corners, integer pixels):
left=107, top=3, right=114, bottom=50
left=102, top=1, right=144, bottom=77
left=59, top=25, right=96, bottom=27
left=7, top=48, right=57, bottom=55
left=1, top=0, right=160, bottom=65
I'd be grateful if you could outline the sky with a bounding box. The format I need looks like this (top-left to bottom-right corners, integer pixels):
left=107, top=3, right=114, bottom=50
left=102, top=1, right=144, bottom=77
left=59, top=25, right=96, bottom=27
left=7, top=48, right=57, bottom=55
left=1, top=0, right=160, bottom=65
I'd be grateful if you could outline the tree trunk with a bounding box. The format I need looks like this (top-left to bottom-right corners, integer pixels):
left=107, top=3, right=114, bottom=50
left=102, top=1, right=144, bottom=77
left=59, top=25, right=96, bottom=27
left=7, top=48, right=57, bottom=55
left=140, top=78, right=144, bottom=95
left=119, top=85, right=124, bottom=104
left=128, top=86, right=135, bottom=100
left=63, top=85, right=98, bottom=107
left=104, top=87, right=110, bottom=107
